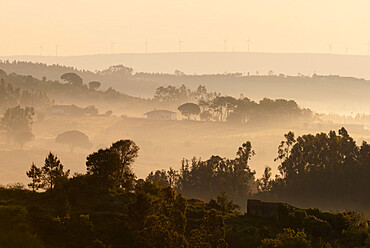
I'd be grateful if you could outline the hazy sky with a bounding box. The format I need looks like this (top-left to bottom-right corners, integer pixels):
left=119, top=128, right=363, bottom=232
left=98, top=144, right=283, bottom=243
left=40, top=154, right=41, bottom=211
left=1, top=0, right=370, bottom=56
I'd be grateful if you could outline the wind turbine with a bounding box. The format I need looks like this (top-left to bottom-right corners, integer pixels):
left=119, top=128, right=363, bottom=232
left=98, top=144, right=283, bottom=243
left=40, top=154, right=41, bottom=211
left=178, top=39, right=184, bottom=53
left=328, top=42, right=333, bottom=54
left=37, top=45, right=43, bottom=56
left=224, top=39, right=227, bottom=52
left=145, top=41, right=148, bottom=54
left=110, top=41, right=116, bottom=54
left=246, top=38, right=252, bottom=52
left=55, top=44, right=60, bottom=57
left=345, top=44, right=349, bottom=55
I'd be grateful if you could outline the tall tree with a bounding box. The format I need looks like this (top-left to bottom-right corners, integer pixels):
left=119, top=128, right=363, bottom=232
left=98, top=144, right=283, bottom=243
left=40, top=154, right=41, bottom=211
left=110, top=139, right=139, bottom=189
left=26, top=162, right=42, bottom=191
left=41, top=152, right=70, bottom=191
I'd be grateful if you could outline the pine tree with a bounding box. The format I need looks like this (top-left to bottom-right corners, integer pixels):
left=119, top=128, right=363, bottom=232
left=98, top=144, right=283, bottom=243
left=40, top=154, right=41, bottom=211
left=41, top=152, right=70, bottom=191
left=26, top=162, right=42, bottom=191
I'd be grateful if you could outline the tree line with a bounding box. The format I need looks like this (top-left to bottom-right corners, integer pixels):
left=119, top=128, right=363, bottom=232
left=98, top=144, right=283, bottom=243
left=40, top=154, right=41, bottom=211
left=147, top=127, right=370, bottom=212
left=154, top=84, right=314, bottom=124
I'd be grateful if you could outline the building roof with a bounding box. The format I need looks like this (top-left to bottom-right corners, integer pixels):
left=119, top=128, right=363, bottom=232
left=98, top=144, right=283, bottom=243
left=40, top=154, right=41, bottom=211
left=144, top=110, right=176, bottom=115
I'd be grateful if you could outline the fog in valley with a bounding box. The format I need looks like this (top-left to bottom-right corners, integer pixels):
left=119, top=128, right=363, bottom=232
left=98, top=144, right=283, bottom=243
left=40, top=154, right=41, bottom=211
left=0, top=1, right=370, bottom=247
left=0, top=62, right=369, bottom=197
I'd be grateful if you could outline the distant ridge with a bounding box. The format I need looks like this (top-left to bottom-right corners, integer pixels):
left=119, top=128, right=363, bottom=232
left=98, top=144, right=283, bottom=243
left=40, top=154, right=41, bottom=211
left=2, top=52, right=370, bottom=79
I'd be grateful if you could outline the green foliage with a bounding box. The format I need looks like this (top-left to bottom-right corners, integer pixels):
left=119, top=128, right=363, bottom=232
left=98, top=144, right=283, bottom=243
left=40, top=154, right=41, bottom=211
left=303, top=215, right=332, bottom=237
left=0, top=230, right=46, bottom=248
left=86, top=148, right=122, bottom=190
left=207, top=192, right=240, bottom=213
left=4, top=135, right=370, bottom=248
left=129, top=182, right=188, bottom=248
left=259, top=228, right=311, bottom=248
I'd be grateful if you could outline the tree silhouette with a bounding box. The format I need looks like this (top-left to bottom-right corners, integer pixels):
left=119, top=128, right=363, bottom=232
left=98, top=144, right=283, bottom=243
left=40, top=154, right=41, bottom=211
left=86, top=149, right=121, bottom=190
left=61, top=73, right=83, bottom=87
left=88, top=81, right=101, bottom=90
left=86, top=139, right=139, bottom=190
left=56, top=130, right=93, bottom=152
left=26, top=163, right=42, bottom=191
left=257, top=167, right=272, bottom=192
left=178, top=103, right=200, bottom=120
left=110, top=139, right=139, bottom=190
left=41, top=152, right=70, bottom=191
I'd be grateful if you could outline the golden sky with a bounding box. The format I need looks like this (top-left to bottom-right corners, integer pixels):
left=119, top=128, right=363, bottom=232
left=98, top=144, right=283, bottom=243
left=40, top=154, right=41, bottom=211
left=1, top=0, right=370, bottom=56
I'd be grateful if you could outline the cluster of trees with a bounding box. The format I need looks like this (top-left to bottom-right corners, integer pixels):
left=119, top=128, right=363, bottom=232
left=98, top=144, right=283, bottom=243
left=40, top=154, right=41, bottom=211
left=26, top=152, right=70, bottom=191
left=0, top=105, right=35, bottom=148
left=86, top=139, right=139, bottom=190
left=147, top=128, right=369, bottom=212
left=147, top=141, right=256, bottom=209
left=154, top=84, right=218, bottom=104
left=0, top=76, right=49, bottom=113
left=19, top=139, right=232, bottom=247
left=156, top=84, right=314, bottom=124
left=257, top=128, right=370, bottom=210
left=176, top=95, right=313, bottom=124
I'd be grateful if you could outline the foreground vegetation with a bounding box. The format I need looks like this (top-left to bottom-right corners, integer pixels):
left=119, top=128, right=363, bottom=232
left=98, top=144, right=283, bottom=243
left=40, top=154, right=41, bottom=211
left=0, top=127, right=368, bottom=247
left=0, top=176, right=369, bottom=247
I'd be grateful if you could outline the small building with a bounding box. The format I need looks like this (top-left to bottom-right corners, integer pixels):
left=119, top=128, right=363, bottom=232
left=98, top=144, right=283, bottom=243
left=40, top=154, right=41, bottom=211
left=144, top=110, right=177, bottom=120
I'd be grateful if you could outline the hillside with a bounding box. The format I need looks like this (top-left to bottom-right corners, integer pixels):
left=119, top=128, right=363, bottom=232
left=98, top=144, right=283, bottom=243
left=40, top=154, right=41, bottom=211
left=3, top=52, right=370, bottom=78
left=1, top=60, right=370, bottom=114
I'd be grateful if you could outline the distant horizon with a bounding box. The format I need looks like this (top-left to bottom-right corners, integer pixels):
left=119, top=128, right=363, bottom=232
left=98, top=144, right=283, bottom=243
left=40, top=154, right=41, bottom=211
left=2, top=52, right=370, bottom=80
left=2, top=51, right=370, bottom=58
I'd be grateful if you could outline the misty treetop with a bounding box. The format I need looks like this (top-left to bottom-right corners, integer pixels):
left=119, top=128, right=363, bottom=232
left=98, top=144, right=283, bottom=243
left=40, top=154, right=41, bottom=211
left=55, top=130, right=93, bottom=152
left=0, top=105, right=35, bottom=148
